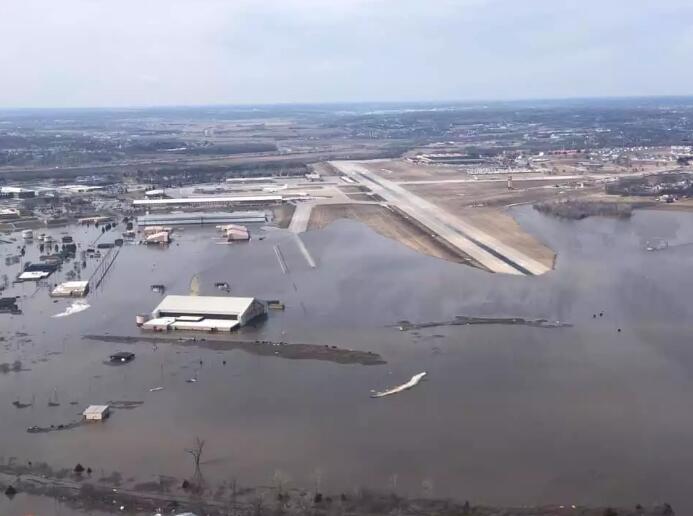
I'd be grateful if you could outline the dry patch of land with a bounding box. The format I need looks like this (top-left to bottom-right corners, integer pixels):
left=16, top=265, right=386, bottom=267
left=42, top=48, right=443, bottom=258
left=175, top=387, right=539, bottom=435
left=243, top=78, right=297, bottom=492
left=402, top=178, right=596, bottom=209
left=308, top=203, right=485, bottom=268
left=455, top=208, right=555, bottom=269
left=372, top=160, right=469, bottom=181
left=358, top=161, right=564, bottom=271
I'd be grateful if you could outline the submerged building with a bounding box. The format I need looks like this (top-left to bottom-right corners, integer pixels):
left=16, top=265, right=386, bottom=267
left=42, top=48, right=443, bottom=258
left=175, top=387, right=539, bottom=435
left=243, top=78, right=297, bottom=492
left=51, top=280, right=89, bottom=297
left=137, top=211, right=266, bottom=226
left=140, top=295, right=266, bottom=332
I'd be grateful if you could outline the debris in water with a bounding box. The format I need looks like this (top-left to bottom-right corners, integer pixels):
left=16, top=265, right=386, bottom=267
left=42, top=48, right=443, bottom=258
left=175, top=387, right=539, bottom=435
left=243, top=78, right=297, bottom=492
left=108, top=400, right=144, bottom=410
left=52, top=301, right=90, bottom=318
left=395, top=316, right=571, bottom=331
left=27, top=420, right=84, bottom=433
left=109, top=351, right=135, bottom=364
left=371, top=372, right=427, bottom=398
left=149, top=387, right=164, bottom=392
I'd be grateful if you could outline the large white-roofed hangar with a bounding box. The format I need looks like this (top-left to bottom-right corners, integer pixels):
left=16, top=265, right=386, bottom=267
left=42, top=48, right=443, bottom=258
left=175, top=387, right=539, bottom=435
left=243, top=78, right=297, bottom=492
left=138, top=295, right=267, bottom=333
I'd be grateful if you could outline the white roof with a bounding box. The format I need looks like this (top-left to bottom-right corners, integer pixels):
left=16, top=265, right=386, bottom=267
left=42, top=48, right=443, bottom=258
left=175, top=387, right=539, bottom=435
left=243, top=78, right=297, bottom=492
left=133, top=195, right=281, bottom=206
left=154, top=295, right=256, bottom=316
left=19, top=271, right=50, bottom=280
left=1, top=186, right=33, bottom=193
left=171, top=319, right=239, bottom=331
left=225, top=176, right=275, bottom=182
left=142, top=317, right=176, bottom=329
left=83, top=404, right=109, bottom=415
left=60, top=281, right=89, bottom=288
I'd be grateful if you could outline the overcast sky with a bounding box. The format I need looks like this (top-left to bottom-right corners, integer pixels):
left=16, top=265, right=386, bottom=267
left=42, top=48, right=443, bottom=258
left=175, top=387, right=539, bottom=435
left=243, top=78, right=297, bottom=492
left=1, top=0, right=692, bottom=108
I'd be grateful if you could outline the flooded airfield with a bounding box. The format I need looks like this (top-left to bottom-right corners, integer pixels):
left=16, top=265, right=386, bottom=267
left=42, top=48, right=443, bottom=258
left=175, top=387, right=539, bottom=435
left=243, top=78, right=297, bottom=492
left=2, top=207, right=693, bottom=514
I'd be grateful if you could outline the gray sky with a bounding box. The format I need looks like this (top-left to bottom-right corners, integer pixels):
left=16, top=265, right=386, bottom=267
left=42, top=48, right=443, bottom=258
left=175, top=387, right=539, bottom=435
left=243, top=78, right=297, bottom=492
left=1, top=0, right=692, bottom=108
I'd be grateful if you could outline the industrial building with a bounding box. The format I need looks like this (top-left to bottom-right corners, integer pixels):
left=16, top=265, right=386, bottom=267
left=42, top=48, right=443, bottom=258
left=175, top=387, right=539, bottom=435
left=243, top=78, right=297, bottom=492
left=78, top=216, right=112, bottom=225
left=140, top=295, right=266, bottom=332
left=145, top=231, right=170, bottom=245
left=137, top=211, right=266, bottom=226
left=83, top=405, right=110, bottom=421
left=0, top=208, right=20, bottom=220
left=144, top=189, right=166, bottom=199
left=133, top=195, right=282, bottom=209
left=217, top=223, right=250, bottom=241
left=0, top=186, right=37, bottom=199
left=51, top=281, right=89, bottom=297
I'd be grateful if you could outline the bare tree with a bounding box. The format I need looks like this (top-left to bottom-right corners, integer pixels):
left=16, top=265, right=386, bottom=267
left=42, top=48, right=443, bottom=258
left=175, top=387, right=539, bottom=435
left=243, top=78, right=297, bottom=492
left=185, top=437, right=206, bottom=485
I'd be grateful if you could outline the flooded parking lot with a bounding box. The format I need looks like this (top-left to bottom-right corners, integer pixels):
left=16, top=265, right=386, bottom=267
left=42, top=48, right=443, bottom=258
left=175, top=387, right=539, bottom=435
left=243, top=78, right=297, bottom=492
left=2, top=208, right=693, bottom=513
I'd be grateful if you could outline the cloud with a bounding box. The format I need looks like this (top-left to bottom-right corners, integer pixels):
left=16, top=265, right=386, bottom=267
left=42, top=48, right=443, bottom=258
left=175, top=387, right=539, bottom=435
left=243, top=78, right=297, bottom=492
left=0, top=0, right=691, bottom=107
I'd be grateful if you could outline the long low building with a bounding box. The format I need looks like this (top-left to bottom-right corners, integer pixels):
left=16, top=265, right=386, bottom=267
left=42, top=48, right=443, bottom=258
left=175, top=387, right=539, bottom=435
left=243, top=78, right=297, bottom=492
left=51, top=280, right=89, bottom=297
left=137, top=211, right=266, bottom=226
left=140, top=295, right=266, bottom=332
left=133, top=195, right=282, bottom=208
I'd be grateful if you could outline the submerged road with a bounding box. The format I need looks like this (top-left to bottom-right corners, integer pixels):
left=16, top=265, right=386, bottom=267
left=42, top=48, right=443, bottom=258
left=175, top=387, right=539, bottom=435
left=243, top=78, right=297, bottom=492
left=288, top=202, right=313, bottom=233
left=330, top=161, right=551, bottom=275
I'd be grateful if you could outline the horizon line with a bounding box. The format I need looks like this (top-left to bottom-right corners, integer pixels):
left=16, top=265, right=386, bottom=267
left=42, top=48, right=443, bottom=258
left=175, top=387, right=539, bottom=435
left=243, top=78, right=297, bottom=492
left=2, top=93, right=693, bottom=112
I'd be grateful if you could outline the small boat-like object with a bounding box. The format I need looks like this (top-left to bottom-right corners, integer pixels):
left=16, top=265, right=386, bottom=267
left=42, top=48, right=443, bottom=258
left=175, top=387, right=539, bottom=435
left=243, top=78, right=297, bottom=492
left=370, top=372, right=427, bottom=398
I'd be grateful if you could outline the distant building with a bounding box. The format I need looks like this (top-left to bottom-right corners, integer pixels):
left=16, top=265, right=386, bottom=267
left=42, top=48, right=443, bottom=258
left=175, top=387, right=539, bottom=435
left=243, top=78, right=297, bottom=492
left=671, top=145, right=693, bottom=157
left=59, top=185, right=104, bottom=194
left=0, top=208, right=20, bottom=220
left=0, top=186, right=36, bottom=199
left=133, top=195, right=282, bottom=209
left=78, top=216, right=112, bottom=224
left=144, top=189, right=166, bottom=199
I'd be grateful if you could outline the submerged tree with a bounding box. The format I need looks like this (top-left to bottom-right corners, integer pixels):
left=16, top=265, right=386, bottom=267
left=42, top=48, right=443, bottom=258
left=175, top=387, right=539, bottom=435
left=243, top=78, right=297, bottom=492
left=185, top=437, right=206, bottom=487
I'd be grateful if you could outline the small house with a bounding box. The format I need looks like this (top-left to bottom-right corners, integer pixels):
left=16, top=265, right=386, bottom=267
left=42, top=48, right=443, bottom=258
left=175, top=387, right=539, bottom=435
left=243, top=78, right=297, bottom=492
left=83, top=405, right=110, bottom=421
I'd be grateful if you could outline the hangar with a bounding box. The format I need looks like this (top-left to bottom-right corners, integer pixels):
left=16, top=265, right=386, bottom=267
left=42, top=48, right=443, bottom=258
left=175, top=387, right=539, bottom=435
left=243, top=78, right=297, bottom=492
left=140, top=295, right=266, bottom=333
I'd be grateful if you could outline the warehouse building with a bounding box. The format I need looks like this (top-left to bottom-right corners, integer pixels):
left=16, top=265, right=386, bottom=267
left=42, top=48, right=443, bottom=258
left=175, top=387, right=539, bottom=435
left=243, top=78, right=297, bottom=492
left=51, top=280, right=89, bottom=297
left=140, top=295, right=266, bottom=332
left=137, top=211, right=266, bottom=226
left=133, top=195, right=282, bottom=209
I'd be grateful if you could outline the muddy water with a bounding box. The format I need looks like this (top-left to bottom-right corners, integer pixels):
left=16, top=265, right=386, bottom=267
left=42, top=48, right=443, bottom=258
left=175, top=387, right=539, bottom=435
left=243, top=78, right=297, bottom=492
left=2, top=208, right=693, bottom=514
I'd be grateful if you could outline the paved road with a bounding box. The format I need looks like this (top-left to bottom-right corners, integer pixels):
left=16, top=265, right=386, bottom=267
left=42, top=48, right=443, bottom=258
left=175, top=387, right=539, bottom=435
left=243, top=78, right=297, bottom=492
left=396, top=169, right=673, bottom=186
left=288, top=202, right=313, bottom=233
left=330, top=161, right=552, bottom=275
left=294, top=234, right=317, bottom=268
left=397, top=175, right=586, bottom=185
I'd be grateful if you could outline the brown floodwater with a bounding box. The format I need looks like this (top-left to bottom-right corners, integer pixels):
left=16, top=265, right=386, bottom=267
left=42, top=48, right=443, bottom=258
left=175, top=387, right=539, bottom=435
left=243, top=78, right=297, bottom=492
left=2, top=207, right=693, bottom=514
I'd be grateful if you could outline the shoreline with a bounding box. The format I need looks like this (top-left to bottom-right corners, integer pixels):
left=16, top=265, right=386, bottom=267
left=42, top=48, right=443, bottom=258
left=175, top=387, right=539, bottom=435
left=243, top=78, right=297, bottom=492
left=0, top=460, right=673, bottom=516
